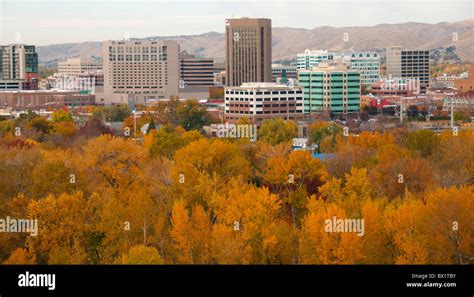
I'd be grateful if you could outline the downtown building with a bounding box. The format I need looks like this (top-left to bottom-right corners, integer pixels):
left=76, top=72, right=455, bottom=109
left=225, top=18, right=272, bottom=87
left=386, top=46, right=430, bottom=91
left=224, top=82, right=304, bottom=124
left=297, top=50, right=380, bottom=85
left=178, top=51, right=214, bottom=99
left=102, top=40, right=180, bottom=105
left=0, top=90, right=96, bottom=110
left=336, top=51, right=381, bottom=85
left=297, top=50, right=332, bottom=70
left=298, top=62, right=360, bottom=115
left=50, top=57, right=103, bottom=93
left=0, top=44, right=38, bottom=90
left=58, top=58, right=102, bottom=76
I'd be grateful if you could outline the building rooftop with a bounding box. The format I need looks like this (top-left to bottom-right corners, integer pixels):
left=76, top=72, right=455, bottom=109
left=229, top=82, right=301, bottom=89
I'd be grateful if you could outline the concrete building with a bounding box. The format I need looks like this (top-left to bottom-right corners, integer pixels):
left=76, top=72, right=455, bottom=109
left=0, top=44, right=38, bottom=90
left=58, top=58, right=102, bottom=76
left=386, top=46, right=430, bottom=89
left=102, top=40, right=180, bottom=104
left=225, top=18, right=272, bottom=87
left=297, top=50, right=332, bottom=70
left=298, top=62, right=360, bottom=115
left=224, top=82, right=304, bottom=123
left=385, top=46, right=403, bottom=78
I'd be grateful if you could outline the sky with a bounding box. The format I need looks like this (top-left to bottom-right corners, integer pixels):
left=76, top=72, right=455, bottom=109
left=0, top=0, right=472, bottom=45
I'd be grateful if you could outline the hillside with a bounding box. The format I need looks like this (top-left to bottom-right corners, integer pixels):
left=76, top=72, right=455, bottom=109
left=36, top=19, right=474, bottom=66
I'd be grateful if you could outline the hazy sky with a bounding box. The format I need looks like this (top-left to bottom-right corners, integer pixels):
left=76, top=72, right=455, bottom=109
left=0, top=0, right=472, bottom=45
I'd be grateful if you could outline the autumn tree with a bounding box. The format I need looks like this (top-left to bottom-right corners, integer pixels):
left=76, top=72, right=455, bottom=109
left=210, top=181, right=295, bottom=264
left=299, top=197, right=365, bottom=264
left=119, top=245, right=164, bottom=264
left=27, top=192, right=92, bottom=264
left=263, top=150, right=328, bottom=226
left=171, top=138, right=252, bottom=207
left=385, top=186, right=473, bottom=264
left=3, top=248, right=36, bottom=264
left=170, top=200, right=211, bottom=264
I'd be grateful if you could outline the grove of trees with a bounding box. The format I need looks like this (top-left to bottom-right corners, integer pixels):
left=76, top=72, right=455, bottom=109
left=0, top=110, right=472, bottom=264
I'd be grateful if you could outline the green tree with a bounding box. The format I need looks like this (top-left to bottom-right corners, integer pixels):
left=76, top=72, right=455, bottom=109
left=258, top=118, right=297, bottom=145
left=308, top=122, right=342, bottom=153
left=92, top=105, right=130, bottom=122
left=149, top=125, right=202, bottom=159
left=176, top=99, right=211, bottom=131
left=405, top=130, right=440, bottom=157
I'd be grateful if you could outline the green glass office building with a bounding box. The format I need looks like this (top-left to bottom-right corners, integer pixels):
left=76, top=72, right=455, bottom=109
left=298, top=63, right=360, bottom=115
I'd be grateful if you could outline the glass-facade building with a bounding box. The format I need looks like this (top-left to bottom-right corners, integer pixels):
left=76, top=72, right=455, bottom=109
left=298, top=63, right=360, bottom=114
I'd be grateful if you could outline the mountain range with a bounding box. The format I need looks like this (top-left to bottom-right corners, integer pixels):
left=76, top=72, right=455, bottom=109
left=37, top=19, right=474, bottom=66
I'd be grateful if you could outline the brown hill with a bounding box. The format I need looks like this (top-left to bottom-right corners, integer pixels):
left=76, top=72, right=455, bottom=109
left=37, top=19, right=474, bottom=65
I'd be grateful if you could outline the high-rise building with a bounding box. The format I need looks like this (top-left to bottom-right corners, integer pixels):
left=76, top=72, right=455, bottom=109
left=0, top=44, right=38, bottom=90
left=298, top=62, right=360, bottom=115
left=179, top=51, right=214, bottom=88
left=386, top=46, right=430, bottom=88
left=296, top=50, right=332, bottom=70
left=102, top=40, right=180, bottom=104
left=58, top=58, right=102, bottom=76
left=225, top=18, right=272, bottom=87
left=224, top=82, right=304, bottom=123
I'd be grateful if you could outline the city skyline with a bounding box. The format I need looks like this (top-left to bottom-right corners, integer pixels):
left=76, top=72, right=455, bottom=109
left=0, top=0, right=472, bottom=45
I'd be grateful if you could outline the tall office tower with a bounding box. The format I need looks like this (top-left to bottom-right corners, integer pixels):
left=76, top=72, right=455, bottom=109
left=58, top=58, right=102, bottom=76
left=0, top=44, right=38, bottom=90
left=103, top=40, right=180, bottom=104
left=225, top=17, right=272, bottom=87
left=298, top=62, right=360, bottom=115
left=296, top=49, right=332, bottom=70
left=180, top=51, right=214, bottom=88
left=386, top=46, right=430, bottom=88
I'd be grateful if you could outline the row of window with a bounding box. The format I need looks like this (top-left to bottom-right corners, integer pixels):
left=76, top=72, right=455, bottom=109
left=227, top=103, right=303, bottom=108
left=225, top=90, right=303, bottom=95
left=227, top=110, right=304, bottom=115
left=109, top=46, right=165, bottom=54
left=226, top=97, right=303, bottom=101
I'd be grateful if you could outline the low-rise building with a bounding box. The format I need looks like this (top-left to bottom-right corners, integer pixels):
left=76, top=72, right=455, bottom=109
left=0, top=90, right=96, bottom=110
left=224, top=82, right=304, bottom=124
